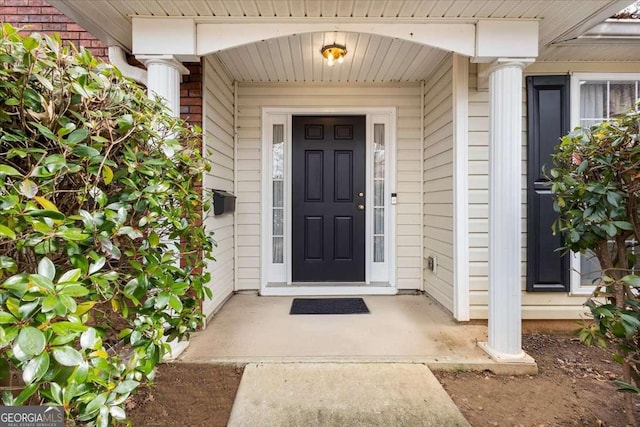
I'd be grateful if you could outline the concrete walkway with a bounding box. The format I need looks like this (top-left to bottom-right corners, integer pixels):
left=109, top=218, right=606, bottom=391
left=227, top=363, right=471, bottom=427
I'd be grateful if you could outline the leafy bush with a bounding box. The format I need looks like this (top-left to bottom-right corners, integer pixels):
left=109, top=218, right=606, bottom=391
left=551, top=107, right=639, bottom=426
left=0, top=24, right=213, bottom=425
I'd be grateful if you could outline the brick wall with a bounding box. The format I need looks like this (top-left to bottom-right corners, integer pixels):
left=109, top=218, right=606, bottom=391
left=1, top=0, right=107, bottom=59
left=180, top=62, right=203, bottom=127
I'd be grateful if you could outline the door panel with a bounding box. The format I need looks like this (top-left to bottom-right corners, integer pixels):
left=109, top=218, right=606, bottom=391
left=305, top=151, right=323, bottom=201
left=292, top=116, right=366, bottom=282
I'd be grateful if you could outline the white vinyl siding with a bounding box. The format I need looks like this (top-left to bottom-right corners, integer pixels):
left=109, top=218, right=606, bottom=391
left=202, top=55, right=235, bottom=317
left=423, top=54, right=454, bottom=312
left=468, top=63, right=589, bottom=320
left=236, top=84, right=422, bottom=290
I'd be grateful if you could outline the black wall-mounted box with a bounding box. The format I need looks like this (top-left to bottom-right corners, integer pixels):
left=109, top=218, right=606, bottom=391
left=212, top=190, right=236, bottom=216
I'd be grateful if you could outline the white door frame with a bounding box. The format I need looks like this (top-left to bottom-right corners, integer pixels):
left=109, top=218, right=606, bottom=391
left=260, top=107, right=397, bottom=296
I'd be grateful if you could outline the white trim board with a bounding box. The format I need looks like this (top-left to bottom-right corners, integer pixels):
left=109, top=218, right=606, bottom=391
left=452, top=54, right=470, bottom=321
left=260, top=107, right=397, bottom=297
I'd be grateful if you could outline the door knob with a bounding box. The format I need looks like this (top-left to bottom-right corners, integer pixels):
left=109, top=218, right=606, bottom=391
left=357, top=204, right=365, bottom=211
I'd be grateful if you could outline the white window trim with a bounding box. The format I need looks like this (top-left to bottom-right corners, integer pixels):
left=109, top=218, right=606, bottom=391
left=569, top=72, right=640, bottom=295
left=260, top=107, right=397, bottom=296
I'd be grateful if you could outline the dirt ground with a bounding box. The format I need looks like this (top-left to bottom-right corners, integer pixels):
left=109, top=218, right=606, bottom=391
left=436, top=334, right=635, bottom=427
left=126, top=334, right=635, bottom=427
left=126, top=363, right=244, bottom=427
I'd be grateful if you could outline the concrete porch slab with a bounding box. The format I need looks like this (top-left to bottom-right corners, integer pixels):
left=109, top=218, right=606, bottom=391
left=227, top=363, right=471, bottom=427
left=180, top=294, right=537, bottom=375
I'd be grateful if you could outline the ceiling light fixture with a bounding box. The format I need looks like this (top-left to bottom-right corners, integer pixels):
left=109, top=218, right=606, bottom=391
left=321, top=44, right=347, bottom=66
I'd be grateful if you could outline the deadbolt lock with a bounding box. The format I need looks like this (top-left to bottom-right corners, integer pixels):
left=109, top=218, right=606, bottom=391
left=358, top=192, right=364, bottom=197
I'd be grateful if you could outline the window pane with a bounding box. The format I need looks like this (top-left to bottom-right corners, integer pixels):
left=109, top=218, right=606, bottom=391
left=374, top=180, right=384, bottom=206
left=273, top=208, right=283, bottom=236
left=610, top=82, right=636, bottom=117
left=580, top=250, right=602, bottom=287
left=374, top=236, right=384, bottom=263
left=273, top=181, right=283, bottom=208
left=374, top=124, right=385, bottom=179
left=273, top=124, right=284, bottom=179
left=273, top=237, right=283, bottom=264
left=580, top=81, right=607, bottom=121
left=374, top=208, right=384, bottom=235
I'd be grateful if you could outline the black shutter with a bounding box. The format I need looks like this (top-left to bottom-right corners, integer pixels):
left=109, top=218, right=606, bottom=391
left=526, top=75, right=570, bottom=292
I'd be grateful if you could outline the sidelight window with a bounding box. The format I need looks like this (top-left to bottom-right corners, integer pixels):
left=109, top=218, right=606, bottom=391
left=272, top=124, right=284, bottom=263
left=373, top=124, right=385, bottom=263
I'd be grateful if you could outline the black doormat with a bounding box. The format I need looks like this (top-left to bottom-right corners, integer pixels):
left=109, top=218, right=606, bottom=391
left=290, top=298, right=370, bottom=315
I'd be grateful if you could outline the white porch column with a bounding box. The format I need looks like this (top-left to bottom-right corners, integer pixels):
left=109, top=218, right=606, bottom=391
left=479, top=59, right=531, bottom=362
left=136, top=55, right=189, bottom=117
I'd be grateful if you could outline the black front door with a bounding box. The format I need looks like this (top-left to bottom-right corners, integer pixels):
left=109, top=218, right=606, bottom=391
left=292, top=116, right=366, bottom=282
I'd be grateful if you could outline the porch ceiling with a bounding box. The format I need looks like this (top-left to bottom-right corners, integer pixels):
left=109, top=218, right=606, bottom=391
left=215, top=32, right=448, bottom=83
left=49, top=1, right=639, bottom=83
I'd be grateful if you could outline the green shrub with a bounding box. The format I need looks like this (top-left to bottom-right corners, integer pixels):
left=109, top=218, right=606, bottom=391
left=551, top=107, right=639, bottom=426
left=0, top=23, right=213, bottom=425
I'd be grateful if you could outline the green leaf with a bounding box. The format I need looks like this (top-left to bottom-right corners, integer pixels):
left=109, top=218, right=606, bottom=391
left=613, top=380, right=640, bottom=394
left=0, top=311, right=17, bottom=324
left=25, top=209, right=65, bottom=220
left=80, top=328, right=99, bottom=350
left=41, top=295, right=59, bottom=313
left=19, top=179, right=38, bottom=198
left=72, top=144, right=100, bottom=158
left=17, top=326, right=46, bottom=356
left=73, top=301, right=96, bottom=317
left=58, top=268, right=82, bottom=283
left=70, top=255, right=89, bottom=273
left=22, top=36, right=38, bottom=51
left=606, top=191, right=622, bottom=208
left=38, top=257, right=56, bottom=280
left=102, top=165, right=114, bottom=185
left=34, top=73, right=54, bottom=91
left=109, top=406, right=127, bottom=420
left=0, top=165, right=22, bottom=177
left=52, top=346, right=84, bottom=366
left=84, top=392, right=107, bottom=417
left=621, top=275, right=640, bottom=287
left=66, top=128, right=89, bottom=144
left=0, top=224, right=16, bottom=240
left=13, top=383, right=38, bottom=405
left=60, top=228, right=90, bottom=241
left=168, top=294, right=183, bottom=312
left=117, top=226, right=143, bottom=240
left=149, top=231, right=160, bottom=248
left=113, top=380, right=139, bottom=394
left=50, top=321, right=86, bottom=336
left=29, top=274, right=54, bottom=291
left=23, top=352, right=49, bottom=385
left=34, top=196, right=59, bottom=211
left=58, top=284, right=90, bottom=297
left=612, top=221, right=634, bottom=231
left=30, top=122, right=57, bottom=142
left=88, top=257, right=105, bottom=275
left=59, top=295, right=77, bottom=313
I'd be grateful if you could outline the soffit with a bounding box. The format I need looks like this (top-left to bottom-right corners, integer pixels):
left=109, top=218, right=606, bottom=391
left=48, top=1, right=639, bottom=81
